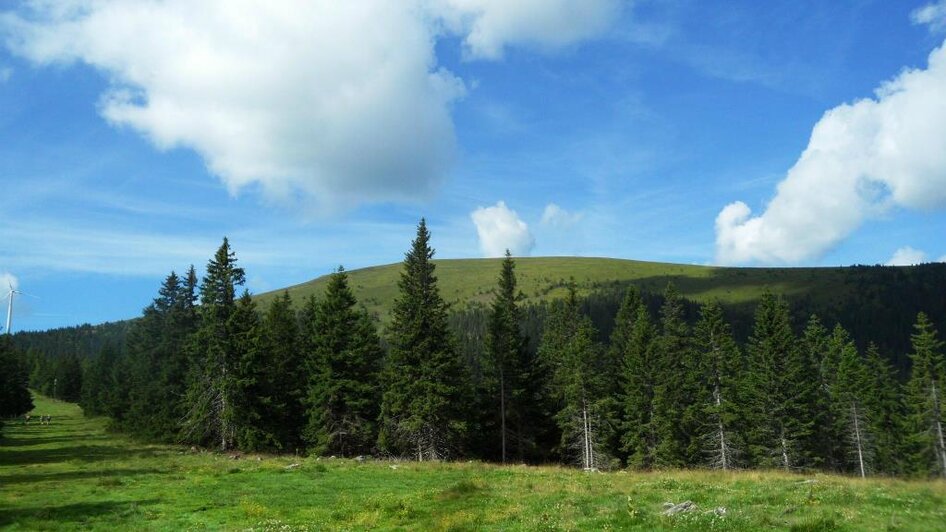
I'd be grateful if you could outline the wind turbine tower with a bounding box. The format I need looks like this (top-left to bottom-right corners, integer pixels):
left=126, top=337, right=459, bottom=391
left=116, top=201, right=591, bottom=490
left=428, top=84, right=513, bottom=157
left=5, top=282, right=21, bottom=335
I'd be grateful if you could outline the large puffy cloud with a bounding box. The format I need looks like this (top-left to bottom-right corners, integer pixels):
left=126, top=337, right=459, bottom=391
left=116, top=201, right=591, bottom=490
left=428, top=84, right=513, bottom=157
left=715, top=38, right=946, bottom=265
left=1, top=0, right=618, bottom=208
left=471, top=201, right=534, bottom=257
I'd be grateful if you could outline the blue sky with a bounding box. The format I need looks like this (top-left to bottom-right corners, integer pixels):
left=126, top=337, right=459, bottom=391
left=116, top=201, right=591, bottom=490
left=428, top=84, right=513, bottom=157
left=2, top=0, right=946, bottom=331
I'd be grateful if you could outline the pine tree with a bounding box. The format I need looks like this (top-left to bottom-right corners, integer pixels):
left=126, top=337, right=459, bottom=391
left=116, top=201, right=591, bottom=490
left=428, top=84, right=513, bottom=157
left=863, top=343, right=904, bottom=475
left=743, top=291, right=818, bottom=470
left=903, top=313, right=946, bottom=478
left=540, top=284, right=614, bottom=469
left=612, top=287, right=658, bottom=468
left=304, top=268, right=383, bottom=456
left=651, top=283, right=693, bottom=467
left=483, top=251, right=534, bottom=463
left=691, top=299, right=744, bottom=470
left=182, top=237, right=246, bottom=450
left=378, top=219, right=471, bottom=460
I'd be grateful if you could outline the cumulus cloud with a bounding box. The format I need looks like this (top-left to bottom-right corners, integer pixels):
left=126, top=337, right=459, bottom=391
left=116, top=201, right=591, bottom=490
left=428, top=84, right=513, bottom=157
left=912, top=1, right=946, bottom=32
left=1, top=1, right=619, bottom=209
left=887, top=246, right=928, bottom=266
left=471, top=201, right=535, bottom=257
left=0, top=272, right=18, bottom=292
left=540, top=203, right=583, bottom=228
left=715, top=37, right=946, bottom=265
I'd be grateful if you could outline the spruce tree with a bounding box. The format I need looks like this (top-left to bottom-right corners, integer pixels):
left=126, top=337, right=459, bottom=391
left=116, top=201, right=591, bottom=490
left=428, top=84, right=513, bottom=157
left=378, top=219, right=471, bottom=459
left=863, top=343, right=904, bottom=475
left=483, top=251, right=534, bottom=463
left=903, top=313, right=946, bottom=478
left=691, top=299, right=744, bottom=470
left=832, top=333, right=873, bottom=477
left=229, top=291, right=270, bottom=451
left=651, top=283, right=693, bottom=467
left=304, top=268, right=383, bottom=456
left=743, top=291, right=818, bottom=470
left=801, top=315, right=835, bottom=469
left=614, top=287, right=658, bottom=468
left=255, top=291, right=305, bottom=451
left=540, top=284, right=614, bottom=469
left=124, top=270, right=199, bottom=441
left=182, top=237, right=246, bottom=450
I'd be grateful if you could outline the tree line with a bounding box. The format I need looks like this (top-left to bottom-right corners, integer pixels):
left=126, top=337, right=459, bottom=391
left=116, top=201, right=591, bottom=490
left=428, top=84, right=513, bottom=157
left=10, top=220, right=946, bottom=478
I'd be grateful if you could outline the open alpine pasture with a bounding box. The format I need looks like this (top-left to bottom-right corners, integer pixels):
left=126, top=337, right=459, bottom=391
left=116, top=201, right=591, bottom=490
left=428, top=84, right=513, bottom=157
left=1, top=395, right=944, bottom=531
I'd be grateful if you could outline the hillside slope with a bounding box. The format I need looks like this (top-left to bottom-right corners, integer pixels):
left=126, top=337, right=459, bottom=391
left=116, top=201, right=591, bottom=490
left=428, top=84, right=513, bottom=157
left=255, top=256, right=922, bottom=321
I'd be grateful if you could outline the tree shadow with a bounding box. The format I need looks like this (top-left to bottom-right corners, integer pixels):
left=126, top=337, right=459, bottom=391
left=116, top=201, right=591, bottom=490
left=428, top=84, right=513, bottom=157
left=0, top=435, right=111, bottom=447
left=0, top=445, right=161, bottom=466
left=0, top=468, right=165, bottom=485
left=0, top=499, right=160, bottom=527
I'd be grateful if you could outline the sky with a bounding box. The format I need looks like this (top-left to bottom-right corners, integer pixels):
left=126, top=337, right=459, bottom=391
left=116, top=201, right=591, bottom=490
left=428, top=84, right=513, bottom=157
left=2, top=0, right=946, bottom=332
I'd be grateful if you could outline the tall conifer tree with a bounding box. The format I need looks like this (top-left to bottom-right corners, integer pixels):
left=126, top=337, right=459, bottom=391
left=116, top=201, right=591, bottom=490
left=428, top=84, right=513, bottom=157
left=378, top=220, right=471, bottom=460
left=691, top=300, right=744, bottom=470
left=614, top=287, right=658, bottom=468
left=903, top=313, right=946, bottom=478
left=182, top=237, right=246, bottom=450
left=540, top=284, right=614, bottom=469
left=831, top=332, right=874, bottom=477
left=651, top=283, right=693, bottom=467
left=255, top=291, right=305, bottom=451
left=863, top=343, right=904, bottom=475
left=743, top=292, right=818, bottom=469
left=484, top=251, right=534, bottom=463
left=304, top=268, right=383, bottom=456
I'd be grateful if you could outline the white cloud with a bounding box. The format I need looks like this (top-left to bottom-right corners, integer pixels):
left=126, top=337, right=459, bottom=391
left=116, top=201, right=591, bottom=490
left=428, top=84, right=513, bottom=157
left=471, top=201, right=535, bottom=257
left=1, top=0, right=619, bottom=209
left=939, top=255, right=946, bottom=262
left=540, top=203, right=583, bottom=228
left=912, top=1, right=946, bottom=32
left=0, top=272, right=18, bottom=292
left=887, top=246, right=928, bottom=266
left=436, top=0, right=621, bottom=60
left=715, top=37, right=946, bottom=265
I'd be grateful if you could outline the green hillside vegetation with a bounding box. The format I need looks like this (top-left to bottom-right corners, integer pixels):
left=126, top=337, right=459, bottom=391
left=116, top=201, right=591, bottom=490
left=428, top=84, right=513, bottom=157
left=2, top=394, right=945, bottom=531
left=255, top=257, right=846, bottom=321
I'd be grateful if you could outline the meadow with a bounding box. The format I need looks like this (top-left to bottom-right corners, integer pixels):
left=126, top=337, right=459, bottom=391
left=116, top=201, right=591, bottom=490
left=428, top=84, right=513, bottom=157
left=2, top=395, right=945, bottom=530
left=254, top=256, right=856, bottom=322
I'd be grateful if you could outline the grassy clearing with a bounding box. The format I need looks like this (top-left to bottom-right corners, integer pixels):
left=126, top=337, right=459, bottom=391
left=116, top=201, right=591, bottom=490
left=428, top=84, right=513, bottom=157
left=2, top=396, right=945, bottom=530
left=255, top=257, right=851, bottom=322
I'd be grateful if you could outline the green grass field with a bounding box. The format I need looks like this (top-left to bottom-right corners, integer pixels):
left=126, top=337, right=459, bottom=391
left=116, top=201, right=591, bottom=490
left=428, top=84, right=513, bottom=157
left=2, top=395, right=945, bottom=530
left=255, top=257, right=854, bottom=322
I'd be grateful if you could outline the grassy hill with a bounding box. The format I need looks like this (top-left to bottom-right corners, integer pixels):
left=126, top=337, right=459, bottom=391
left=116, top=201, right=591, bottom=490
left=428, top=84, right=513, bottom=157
left=2, top=394, right=944, bottom=530
left=255, top=256, right=860, bottom=322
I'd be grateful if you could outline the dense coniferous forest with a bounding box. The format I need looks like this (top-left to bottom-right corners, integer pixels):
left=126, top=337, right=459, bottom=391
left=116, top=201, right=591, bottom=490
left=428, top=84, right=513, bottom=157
left=5, top=220, right=946, bottom=479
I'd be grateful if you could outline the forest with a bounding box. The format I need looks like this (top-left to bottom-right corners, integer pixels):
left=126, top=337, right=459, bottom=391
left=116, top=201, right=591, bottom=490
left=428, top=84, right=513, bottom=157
left=4, top=219, right=946, bottom=479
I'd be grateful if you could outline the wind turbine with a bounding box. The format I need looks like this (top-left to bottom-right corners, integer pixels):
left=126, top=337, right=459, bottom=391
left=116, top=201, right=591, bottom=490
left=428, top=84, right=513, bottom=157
left=4, top=282, right=36, bottom=335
